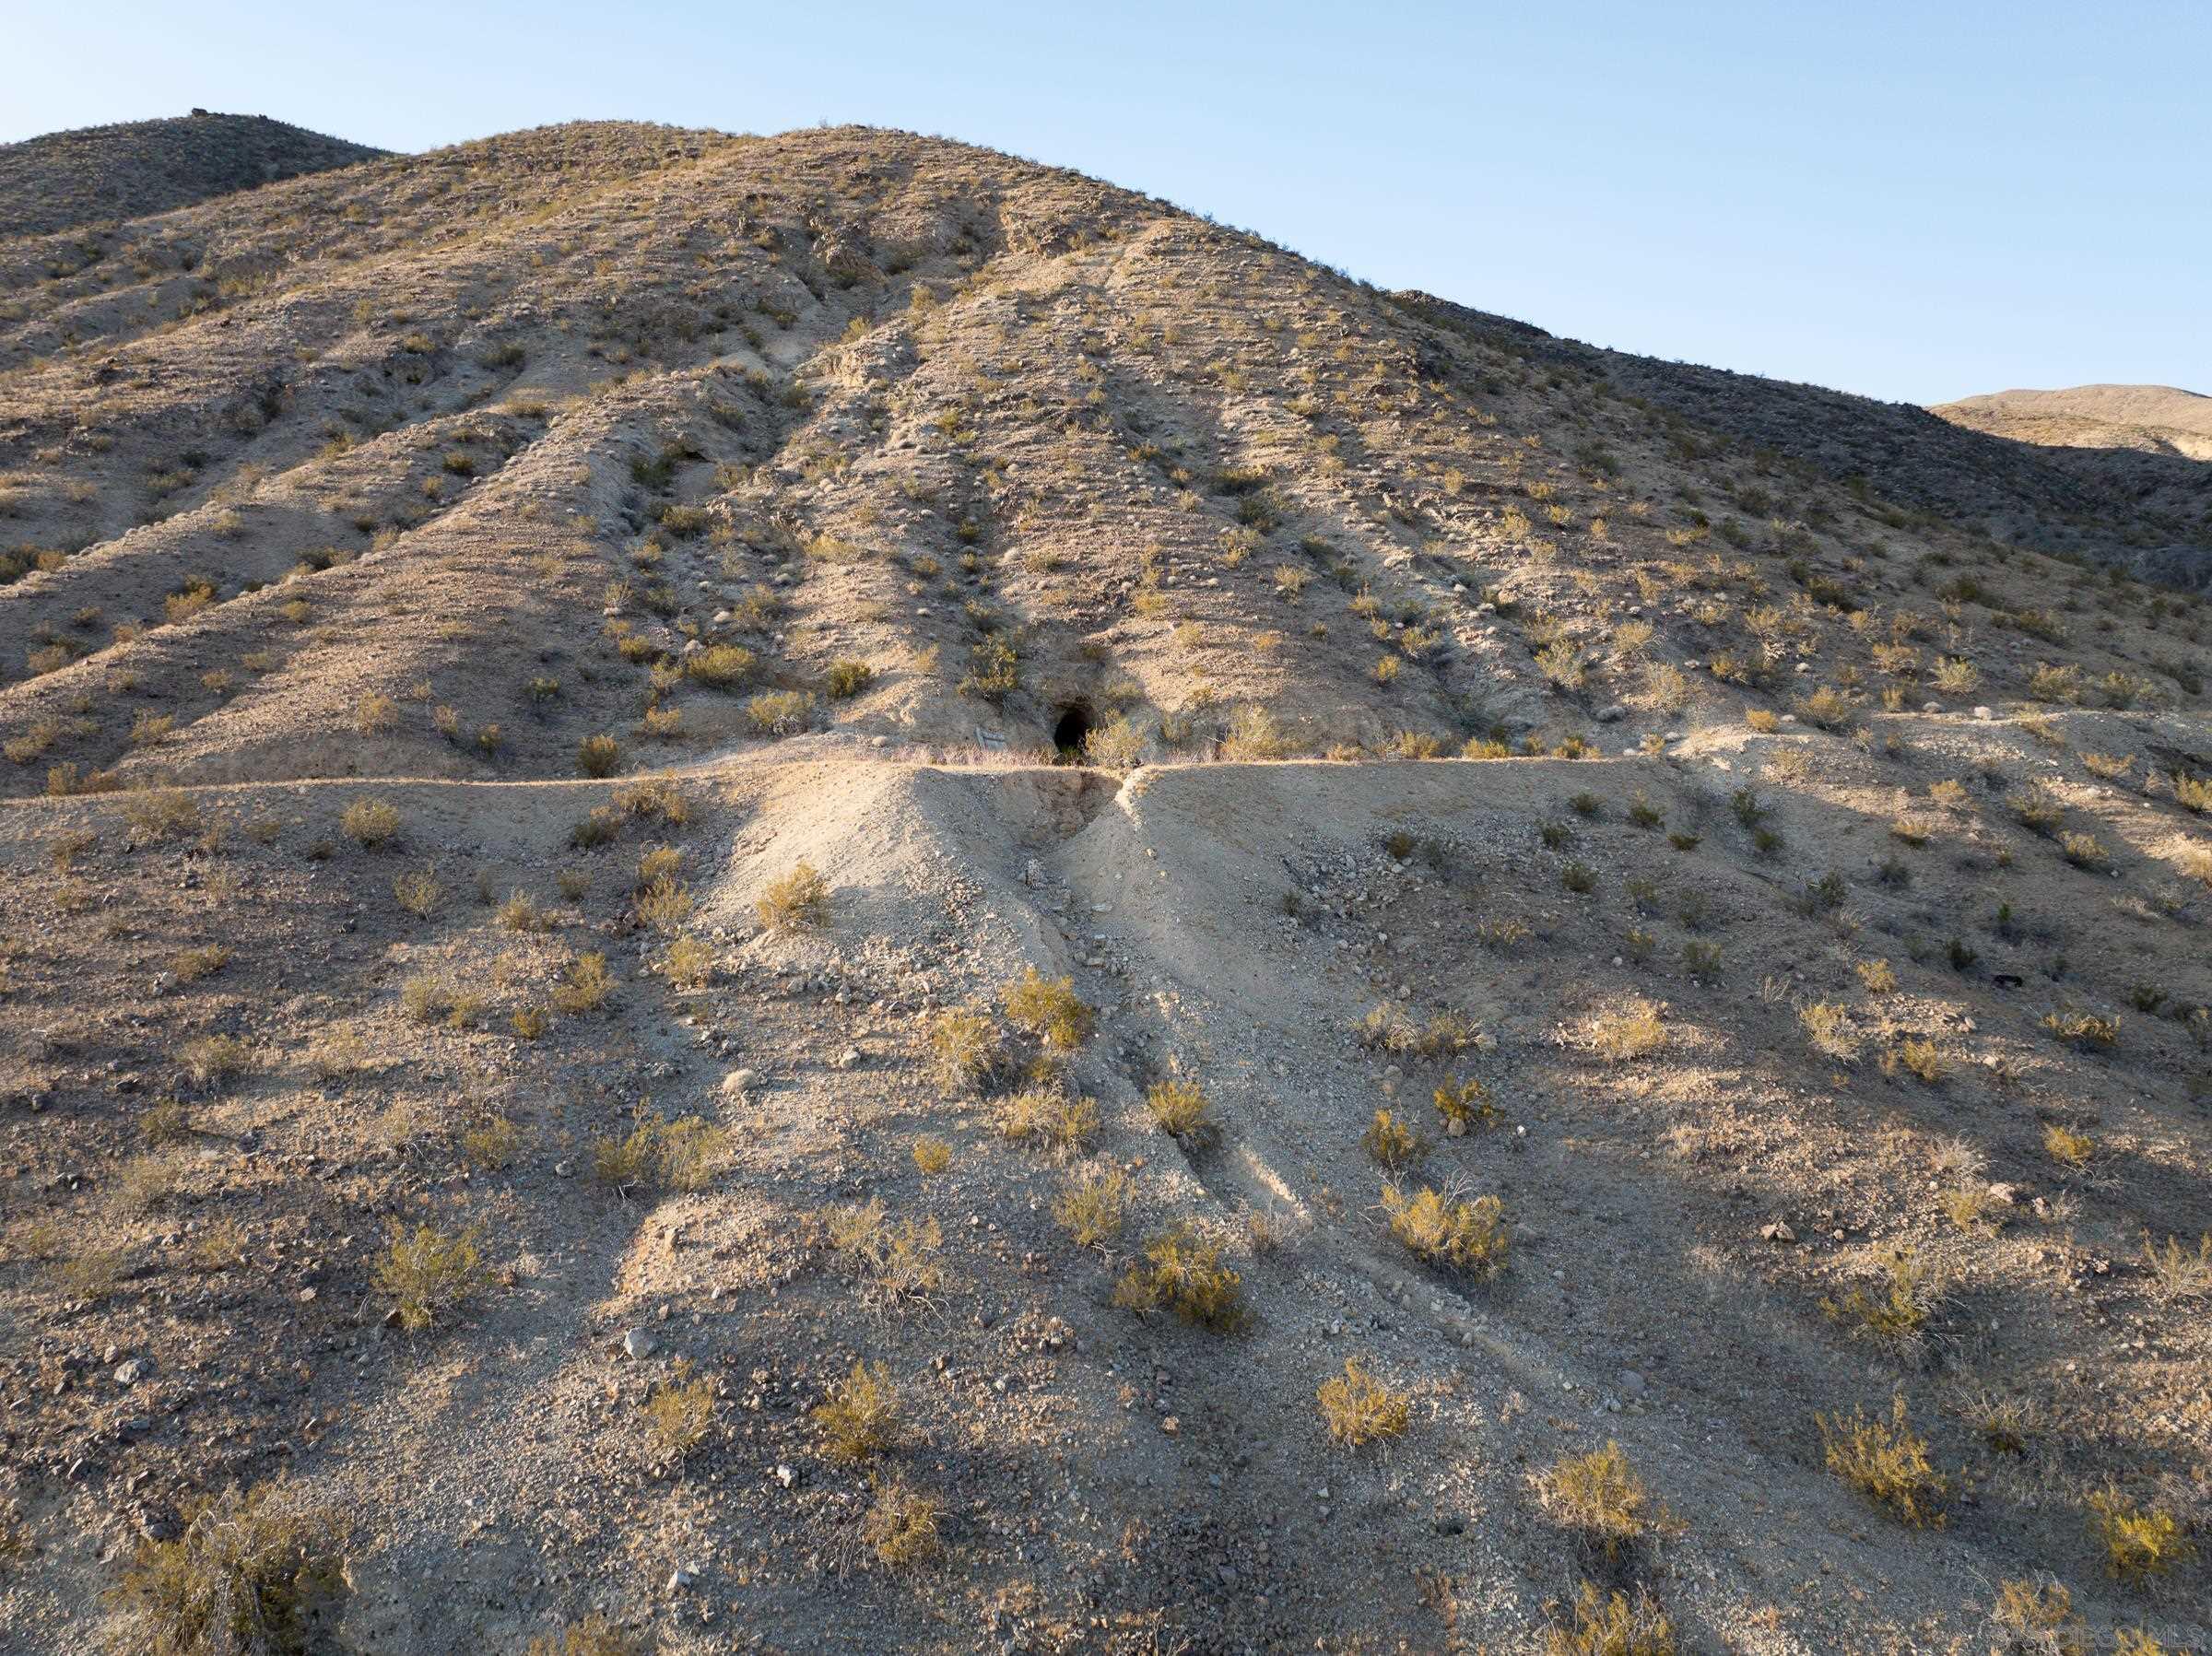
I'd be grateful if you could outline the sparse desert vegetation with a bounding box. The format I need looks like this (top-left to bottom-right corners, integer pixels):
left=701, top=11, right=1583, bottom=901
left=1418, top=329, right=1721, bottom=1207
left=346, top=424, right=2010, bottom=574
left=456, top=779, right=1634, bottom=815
left=0, top=104, right=2206, bottom=1656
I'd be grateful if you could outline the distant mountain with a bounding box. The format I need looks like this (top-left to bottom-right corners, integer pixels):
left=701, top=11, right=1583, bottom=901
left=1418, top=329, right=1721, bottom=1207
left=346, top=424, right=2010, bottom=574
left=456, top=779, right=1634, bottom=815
left=0, top=112, right=383, bottom=239
left=1934, top=382, right=2212, bottom=462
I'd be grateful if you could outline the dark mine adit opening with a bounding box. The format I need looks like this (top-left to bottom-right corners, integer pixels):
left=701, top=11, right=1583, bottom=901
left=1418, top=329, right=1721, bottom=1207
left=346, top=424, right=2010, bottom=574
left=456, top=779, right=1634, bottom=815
left=1053, top=702, right=1094, bottom=758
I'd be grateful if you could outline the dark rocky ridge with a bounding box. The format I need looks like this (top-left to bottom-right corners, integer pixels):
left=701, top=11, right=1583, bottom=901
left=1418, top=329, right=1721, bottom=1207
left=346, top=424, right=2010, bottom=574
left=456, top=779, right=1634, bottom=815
left=0, top=112, right=386, bottom=241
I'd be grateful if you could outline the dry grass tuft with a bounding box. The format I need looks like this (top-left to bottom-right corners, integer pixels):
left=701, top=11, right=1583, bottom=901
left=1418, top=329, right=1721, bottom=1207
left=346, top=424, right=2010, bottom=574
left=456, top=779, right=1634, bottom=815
left=107, top=1483, right=347, bottom=1656
left=1536, top=1441, right=1657, bottom=1558
left=1544, top=1583, right=1676, bottom=1656
left=827, top=1200, right=944, bottom=1302
left=642, top=1358, right=716, bottom=1459
left=757, top=861, right=830, bottom=930
left=1112, top=1223, right=1247, bottom=1330
left=1381, top=1184, right=1509, bottom=1277
left=590, top=1111, right=727, bottom=1194
left=1588, top=997, right=1665, bottom=1063
left=1146, top=1077, right=1217, bottom=1145
left=997, top=1086, right=1100, bottom=1157
left=1316, top=1358, right=1412, bottom=1448
left=927, top=1005, right=1002, bottom=1089
left=2085, top=1486, right=2192, bottom=1580
left=372, top=1222, right=491, bottom=1333
left=1053, top=1164, right=1131, bottom=1248
left=524, top=1613, right=648, bottom=1656
left=1003, top=968, right=1094, bottom=1050
left=861, top=1474, right=942, bottom=1568
left=1818, top=1394, right=1945, bottom=1527
left=2138, top=1231, right=2212, bottom=1299
left=812, top=1359, right=903, bottom=1462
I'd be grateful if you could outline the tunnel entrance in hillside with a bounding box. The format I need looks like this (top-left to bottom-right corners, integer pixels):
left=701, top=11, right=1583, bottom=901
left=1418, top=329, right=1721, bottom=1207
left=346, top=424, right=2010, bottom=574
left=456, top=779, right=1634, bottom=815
left=1053, top=701, right=1095, bottom=761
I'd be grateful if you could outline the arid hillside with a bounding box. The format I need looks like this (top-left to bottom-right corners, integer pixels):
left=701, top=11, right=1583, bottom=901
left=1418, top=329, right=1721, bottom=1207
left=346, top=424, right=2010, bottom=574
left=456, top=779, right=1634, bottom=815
left=1936, top=384, right=2212, bottom=463
left=1399, top=299, right=2212, bottom=590
left=1, top=122, right=2209, bottom=1656
left=0, top=113, right=385, bottom=241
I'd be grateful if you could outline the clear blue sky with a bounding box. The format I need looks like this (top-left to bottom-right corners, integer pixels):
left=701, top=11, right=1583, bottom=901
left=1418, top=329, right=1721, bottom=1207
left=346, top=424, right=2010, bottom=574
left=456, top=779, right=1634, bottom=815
left=10, top=1, right=2206, bottom=406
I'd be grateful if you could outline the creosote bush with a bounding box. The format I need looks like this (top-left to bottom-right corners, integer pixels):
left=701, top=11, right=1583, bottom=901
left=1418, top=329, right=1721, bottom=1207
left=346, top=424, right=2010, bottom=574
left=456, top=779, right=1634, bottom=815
left=745, top=689, right=815, bottom=735
left=1361, top=1108, right=1428, bottom=1170
left=123, top=788, right=205, bottom=842
left=1084, top=714, right=1145, bottom=769
left=575, top=734, right=621, bottom=778
left=1433, top=1075, right=1500, bottom=1133
left=824, top=658, right=875, bottom=699
left=1316, top=1357, right=1411, bottom=1448
left=1219, top=703, right=1294, bottom=759
left=664, top=933, right=713, bottom=988
left=392, top=865, right=441, bottom=918
left=685, top=643, right=755, bottom=689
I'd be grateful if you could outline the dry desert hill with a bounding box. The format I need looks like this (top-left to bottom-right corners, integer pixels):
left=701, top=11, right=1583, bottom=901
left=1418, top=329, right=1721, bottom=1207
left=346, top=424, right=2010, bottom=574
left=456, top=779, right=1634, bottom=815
left=1934, top=385, right=2212, bottom=464
left=1, top=116, right=2209, bottom=1656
